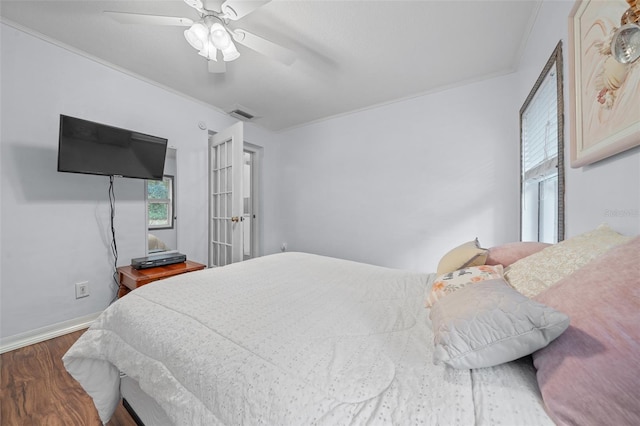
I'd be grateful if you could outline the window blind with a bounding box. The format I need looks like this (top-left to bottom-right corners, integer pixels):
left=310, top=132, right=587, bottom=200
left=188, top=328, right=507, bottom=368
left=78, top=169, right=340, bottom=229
left=522, top=63, right=558, bottom=181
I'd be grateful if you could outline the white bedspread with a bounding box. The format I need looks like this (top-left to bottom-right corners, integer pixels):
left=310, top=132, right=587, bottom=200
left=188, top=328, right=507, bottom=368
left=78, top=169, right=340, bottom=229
left=63, top=252, right=552, bottom=425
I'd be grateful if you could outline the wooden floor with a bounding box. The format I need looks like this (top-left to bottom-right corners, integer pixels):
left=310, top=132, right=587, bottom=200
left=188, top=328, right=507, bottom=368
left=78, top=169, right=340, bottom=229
left=1, top=329, right=137, bottom=426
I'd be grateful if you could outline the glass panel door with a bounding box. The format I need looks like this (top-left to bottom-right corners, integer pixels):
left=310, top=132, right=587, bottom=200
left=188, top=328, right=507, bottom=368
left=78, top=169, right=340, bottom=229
left=208, top=122, right=243, bottom=267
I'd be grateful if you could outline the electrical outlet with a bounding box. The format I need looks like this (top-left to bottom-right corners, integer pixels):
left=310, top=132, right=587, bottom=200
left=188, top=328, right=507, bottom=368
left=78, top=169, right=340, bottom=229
left=75, top=282, right=89, bottom=299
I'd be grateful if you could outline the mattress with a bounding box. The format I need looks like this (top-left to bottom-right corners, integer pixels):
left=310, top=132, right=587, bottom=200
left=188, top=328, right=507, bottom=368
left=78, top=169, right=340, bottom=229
left=63, top=252, right=553, bottom=425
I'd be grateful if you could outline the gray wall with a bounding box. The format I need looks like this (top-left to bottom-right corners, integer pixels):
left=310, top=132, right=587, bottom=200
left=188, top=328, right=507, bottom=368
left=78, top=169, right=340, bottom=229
left=269, top=73, right=521, bottom=272
left=0, top=23, right=274, bottom=339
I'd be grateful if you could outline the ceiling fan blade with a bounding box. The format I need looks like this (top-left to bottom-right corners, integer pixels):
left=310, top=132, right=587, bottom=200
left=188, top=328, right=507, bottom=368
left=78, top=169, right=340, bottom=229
left=184, top=0, right=204, bottom=11
left=104, top=11, right=194, bottom=26
left=208, top=59, right=227, bottom=73
left=232, top=29, right=296, bottom=65
left=221, top=0, right=271, bottom=20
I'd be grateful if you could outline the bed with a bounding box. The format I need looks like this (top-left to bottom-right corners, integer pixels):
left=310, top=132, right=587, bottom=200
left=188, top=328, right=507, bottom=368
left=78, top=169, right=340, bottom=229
left=63, top=225, right=640, bottom=425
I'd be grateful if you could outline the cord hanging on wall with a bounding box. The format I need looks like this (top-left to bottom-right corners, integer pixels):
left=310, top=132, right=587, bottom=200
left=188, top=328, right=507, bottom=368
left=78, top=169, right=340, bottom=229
left=109, top=176, right=119, bottom=303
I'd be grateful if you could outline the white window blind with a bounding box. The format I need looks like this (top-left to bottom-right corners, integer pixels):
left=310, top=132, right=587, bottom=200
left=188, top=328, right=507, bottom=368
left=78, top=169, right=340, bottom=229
left=520, top=41, right=563, bottom=244
left=522, top=63, right=558, bottom=181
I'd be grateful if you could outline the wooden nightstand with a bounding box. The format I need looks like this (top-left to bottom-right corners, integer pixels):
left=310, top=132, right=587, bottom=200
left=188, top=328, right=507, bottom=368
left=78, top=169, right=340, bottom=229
left=117, top=260, right=206, bottom=298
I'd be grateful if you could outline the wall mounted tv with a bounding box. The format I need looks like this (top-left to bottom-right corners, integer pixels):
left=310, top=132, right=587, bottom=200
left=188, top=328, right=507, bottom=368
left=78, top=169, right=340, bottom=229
left=57, top=115, right=168, bottom=180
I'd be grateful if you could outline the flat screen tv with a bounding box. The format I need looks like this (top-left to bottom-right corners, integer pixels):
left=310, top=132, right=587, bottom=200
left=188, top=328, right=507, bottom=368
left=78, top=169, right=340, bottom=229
left=57, top=115, right=168, bottom=180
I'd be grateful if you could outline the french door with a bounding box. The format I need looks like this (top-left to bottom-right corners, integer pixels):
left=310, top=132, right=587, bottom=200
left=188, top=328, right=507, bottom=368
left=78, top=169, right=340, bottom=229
left=208, top=122, right=243, bottom=267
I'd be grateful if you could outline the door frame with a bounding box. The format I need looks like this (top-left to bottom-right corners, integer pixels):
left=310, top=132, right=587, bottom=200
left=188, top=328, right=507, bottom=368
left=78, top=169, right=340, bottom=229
left=243, top=142, right=263, bottom=260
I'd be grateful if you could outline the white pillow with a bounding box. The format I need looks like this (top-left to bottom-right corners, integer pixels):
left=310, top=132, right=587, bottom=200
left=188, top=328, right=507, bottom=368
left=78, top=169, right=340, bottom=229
left=430, top=278, right=569, bottom=369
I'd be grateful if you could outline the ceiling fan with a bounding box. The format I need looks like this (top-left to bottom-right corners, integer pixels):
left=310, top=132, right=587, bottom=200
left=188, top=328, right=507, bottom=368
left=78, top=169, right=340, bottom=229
left=104, top=0, right=296, bottom=73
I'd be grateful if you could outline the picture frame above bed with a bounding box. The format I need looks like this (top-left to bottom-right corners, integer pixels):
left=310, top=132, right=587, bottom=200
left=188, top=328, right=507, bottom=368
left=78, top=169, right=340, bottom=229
left=568, top=0, right=640, bottom=168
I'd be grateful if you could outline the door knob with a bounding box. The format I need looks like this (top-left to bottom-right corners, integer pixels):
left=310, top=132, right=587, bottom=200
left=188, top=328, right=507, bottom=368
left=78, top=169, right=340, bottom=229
left=231, top=216, right=240, bottom=223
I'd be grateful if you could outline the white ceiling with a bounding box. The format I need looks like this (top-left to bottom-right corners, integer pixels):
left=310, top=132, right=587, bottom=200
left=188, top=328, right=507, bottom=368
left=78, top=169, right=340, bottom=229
left=0, top=1, right=541, bottom=131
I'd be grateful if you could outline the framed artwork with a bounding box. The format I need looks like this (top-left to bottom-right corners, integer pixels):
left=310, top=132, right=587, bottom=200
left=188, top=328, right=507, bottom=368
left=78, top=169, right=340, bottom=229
left=568, top=0, right=640, bottom=168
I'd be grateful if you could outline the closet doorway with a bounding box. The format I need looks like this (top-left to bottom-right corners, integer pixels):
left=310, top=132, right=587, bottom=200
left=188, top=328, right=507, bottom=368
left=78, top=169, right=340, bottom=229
left=242, top=146, right=261, bottom=260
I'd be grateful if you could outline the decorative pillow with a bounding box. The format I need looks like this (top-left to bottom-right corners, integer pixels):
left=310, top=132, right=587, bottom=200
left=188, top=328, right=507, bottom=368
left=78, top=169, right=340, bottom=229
left=430, top=278, right=569, bottom=369
left=485, top=241, right=551, bottom=267
left=436, top=238, right=488, bottom=275
left=504, top=224, right=632, bottom=298
left=532, top=236, right=640, bottom=426
left=425, top=264, right=503, bottom=307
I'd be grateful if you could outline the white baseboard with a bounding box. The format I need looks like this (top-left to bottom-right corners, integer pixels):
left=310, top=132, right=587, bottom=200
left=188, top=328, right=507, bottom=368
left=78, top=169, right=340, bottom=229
left=0, top=311, right=103, bottom=354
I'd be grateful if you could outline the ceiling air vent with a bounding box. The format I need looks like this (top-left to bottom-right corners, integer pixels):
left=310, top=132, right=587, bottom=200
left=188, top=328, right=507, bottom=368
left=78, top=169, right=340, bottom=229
left=228, top=107, right=256, bottom=121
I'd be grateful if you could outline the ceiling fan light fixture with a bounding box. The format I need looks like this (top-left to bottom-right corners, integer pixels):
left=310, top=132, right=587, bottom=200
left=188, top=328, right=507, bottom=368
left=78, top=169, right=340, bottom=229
left=185, top=18, right=239, bottom=62
left=184, top=21, right=208, bottom=50
left=221, top=42, right=240, bottom=61
left=198, top=40, right=218, bottom=61
left=210, top=23, right=232, bottom=49
left=184, top=29, right=202, bottom=50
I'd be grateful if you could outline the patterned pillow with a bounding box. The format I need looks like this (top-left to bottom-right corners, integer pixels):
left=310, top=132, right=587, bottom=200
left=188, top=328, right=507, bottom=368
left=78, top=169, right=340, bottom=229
left=504, top=224, right=632, bottom=298
left=436, top=238, right=488, bottom=275
left=425, top=264, right=503, bottom=307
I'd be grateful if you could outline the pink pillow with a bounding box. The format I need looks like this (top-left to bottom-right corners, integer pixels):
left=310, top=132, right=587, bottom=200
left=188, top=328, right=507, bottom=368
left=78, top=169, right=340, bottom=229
left=532, top=236, right=640, bottom=426
left=485, top=241, right=551, bottom=267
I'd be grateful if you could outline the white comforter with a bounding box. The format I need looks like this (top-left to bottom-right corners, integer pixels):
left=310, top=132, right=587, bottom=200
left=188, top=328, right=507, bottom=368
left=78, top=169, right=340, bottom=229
left=63, top=252, right=552, bottom=425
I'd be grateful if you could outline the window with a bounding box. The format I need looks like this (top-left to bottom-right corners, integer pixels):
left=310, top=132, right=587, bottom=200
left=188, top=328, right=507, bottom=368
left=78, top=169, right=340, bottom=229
left=147, top=175, right=174, bottom=229
left=520, top=42, right=564, bottom=243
